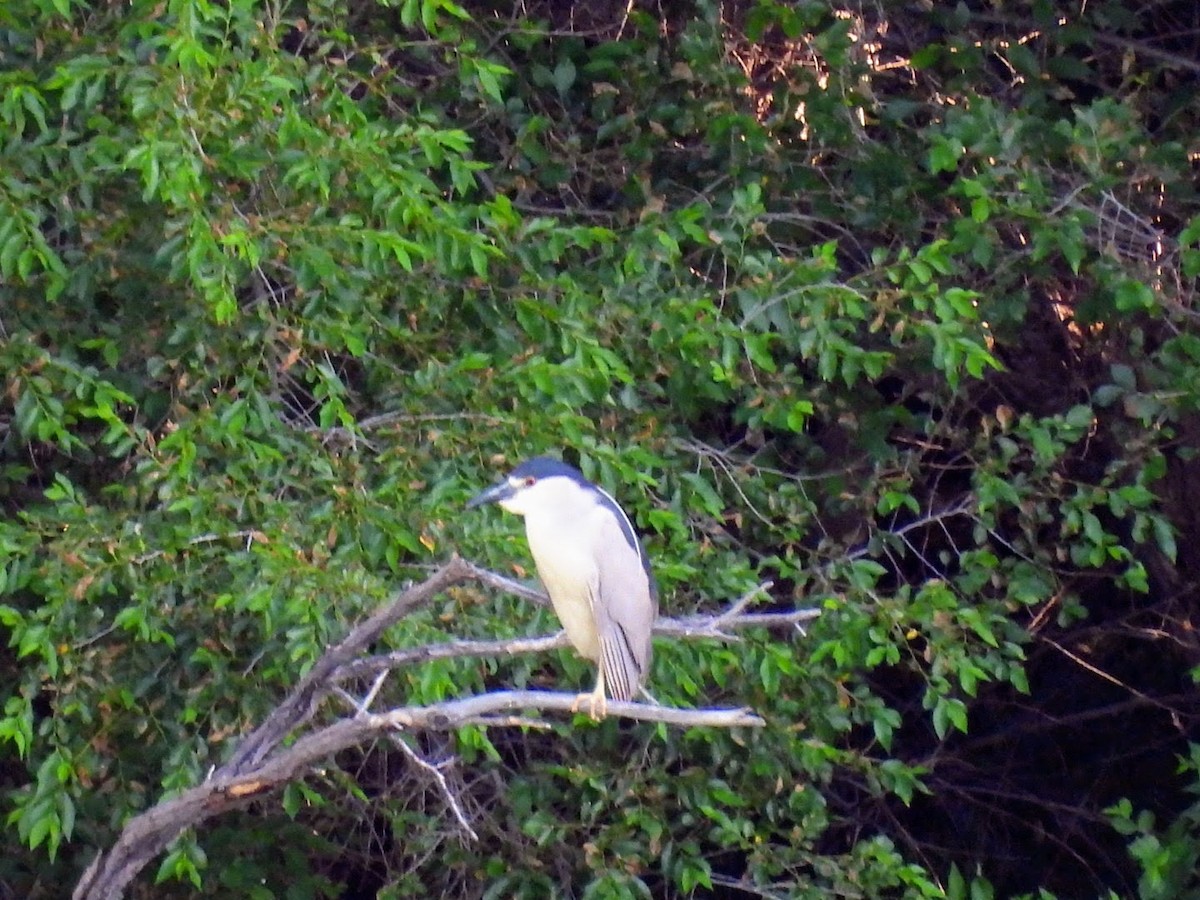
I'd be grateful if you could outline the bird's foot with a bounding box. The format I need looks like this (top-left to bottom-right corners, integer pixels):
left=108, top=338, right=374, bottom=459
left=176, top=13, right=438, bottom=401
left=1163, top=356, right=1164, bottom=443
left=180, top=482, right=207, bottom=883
left=570, top=686, right=607, bottom=720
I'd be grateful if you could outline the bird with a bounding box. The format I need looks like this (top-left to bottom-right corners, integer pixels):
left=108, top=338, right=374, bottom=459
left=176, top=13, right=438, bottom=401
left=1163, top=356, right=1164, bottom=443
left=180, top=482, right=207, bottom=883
left=467, top=456, right=657, bottom=718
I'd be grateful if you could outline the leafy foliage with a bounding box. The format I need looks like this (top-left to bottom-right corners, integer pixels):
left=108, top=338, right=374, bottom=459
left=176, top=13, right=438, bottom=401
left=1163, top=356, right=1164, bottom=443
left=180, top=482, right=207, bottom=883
left=2, top=0, right=1199, bottom=896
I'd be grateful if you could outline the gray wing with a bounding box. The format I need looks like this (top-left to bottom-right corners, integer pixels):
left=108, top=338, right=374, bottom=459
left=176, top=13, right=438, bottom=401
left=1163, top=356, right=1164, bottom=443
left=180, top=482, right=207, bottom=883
left=590, top=505, right=657, bottom=702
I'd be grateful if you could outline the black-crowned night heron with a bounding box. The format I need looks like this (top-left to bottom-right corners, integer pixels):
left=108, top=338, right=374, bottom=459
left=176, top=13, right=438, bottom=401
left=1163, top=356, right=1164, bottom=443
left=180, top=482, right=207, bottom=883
left=467, top=456, right=657, bottom=717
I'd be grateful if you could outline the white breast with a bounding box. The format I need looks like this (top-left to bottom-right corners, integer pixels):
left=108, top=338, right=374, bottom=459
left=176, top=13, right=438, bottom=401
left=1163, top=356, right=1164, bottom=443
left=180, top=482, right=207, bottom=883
left=523, top=491, right=603, bottom=660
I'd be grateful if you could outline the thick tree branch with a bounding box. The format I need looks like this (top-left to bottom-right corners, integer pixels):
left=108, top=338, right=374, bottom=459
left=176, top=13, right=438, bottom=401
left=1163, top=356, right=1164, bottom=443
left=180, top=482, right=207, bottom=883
left=226, top=556, right=475, bottom=773
left=73, top=557, right=789, bottom=900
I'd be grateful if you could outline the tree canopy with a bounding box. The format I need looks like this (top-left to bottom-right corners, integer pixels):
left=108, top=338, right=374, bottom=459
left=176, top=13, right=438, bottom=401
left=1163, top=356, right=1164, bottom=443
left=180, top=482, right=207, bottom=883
left=2, top=0, right=1199, bottom=896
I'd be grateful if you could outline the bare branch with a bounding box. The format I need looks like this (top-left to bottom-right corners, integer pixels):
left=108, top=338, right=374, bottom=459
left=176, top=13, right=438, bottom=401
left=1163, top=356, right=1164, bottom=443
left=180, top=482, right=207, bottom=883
left=367, top=690, right=767, bottom=729
left=75, top=689, right=762, bottom=899
left=225, top=556, right=477, bottom=775
left=334, top=578, right=819, bottom=684
left=659, top=608, right=822, bottom=636
left=389, top=733, right=479, bottom=842
left=712, top=581, right=774, bottom=623
left=73, top=556, right=782, bottom=900
left=335, top=632, right=573, bottom=683
left=459, top=560, right=552, bottom=606
left=74, top=558, right=479, bottom=900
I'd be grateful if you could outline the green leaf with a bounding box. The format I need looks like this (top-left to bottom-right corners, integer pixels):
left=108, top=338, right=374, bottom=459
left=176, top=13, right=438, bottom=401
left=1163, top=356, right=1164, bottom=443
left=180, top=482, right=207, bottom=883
left=929, top=137, right=963, bottom=174
left=683, top=472, right=724, bottom=517
left=1151, top=516, right=1177, bottom=563
left=282, top=783, right=303, bottom=819
left=785, top=400, right=813, bottom=432
left=552, top=58, right=576, bottom=96
left=1114, top=279, right=1155, bottom=312
left=910, top=44, right=942, bottom=69
left=28, top=811, right=59, bottom=858
left=960, top=608, right=999, bottom=648
left=932, top=697, right=969, bottom=738
left=1006, top=42, right=1041, bottom=79
left=1064, top=404, right=1094, bottom=429
left=474, top=62, right=504, bottom=104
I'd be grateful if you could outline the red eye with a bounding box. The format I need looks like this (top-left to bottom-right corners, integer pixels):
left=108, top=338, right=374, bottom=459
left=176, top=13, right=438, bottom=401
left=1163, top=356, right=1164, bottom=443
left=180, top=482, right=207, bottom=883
left=524, top=476, right=537, bottom=487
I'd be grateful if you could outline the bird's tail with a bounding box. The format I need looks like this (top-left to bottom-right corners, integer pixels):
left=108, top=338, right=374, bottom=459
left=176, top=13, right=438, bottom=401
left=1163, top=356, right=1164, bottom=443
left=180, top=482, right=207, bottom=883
left=601, top=624, right=648, bottom=702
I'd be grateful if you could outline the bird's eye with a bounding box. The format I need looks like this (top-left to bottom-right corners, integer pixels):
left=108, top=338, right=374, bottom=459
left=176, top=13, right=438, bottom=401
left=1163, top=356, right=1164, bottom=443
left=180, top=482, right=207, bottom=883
left=523, top=476, right=537, bottom=487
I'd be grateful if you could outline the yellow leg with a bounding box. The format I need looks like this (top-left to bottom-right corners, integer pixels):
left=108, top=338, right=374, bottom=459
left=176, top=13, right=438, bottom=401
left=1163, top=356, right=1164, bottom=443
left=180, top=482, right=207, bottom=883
left=571, top=668, right=608, bottom=720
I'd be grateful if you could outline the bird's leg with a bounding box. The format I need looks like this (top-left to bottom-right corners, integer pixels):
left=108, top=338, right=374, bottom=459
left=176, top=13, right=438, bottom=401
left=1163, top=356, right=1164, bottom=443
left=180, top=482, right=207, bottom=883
left=571, top=669, right=607, bottom=720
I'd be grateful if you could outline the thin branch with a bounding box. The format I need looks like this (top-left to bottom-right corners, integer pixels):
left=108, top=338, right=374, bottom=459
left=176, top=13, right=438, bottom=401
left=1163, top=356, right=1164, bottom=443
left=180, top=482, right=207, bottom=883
left=849, top=498, right=975, bottom=563
left=360, top=670, right=390, bottom=711
left=390, top=732, right=479, bottom=841
left=460, top=562, right=821, bottom=627
left=335, top=632, right=573, bottom=683
left=674, top=436, right=860, bottom=483
left=334, top=579, right=818, bottom=684
left=1039, top=635, right=1176, bottom=712
left=460, top=562, right=552, bottom=607
left=131, top=530, right=266, bottom=565
left=663, top=609, right=822, bottom=634
left=713, top=581, right=774, bottom=623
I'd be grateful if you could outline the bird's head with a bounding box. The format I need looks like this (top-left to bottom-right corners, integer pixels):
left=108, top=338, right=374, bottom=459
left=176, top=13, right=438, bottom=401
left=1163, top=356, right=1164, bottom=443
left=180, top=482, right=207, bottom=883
left=465, top=456, right=588, bottom=517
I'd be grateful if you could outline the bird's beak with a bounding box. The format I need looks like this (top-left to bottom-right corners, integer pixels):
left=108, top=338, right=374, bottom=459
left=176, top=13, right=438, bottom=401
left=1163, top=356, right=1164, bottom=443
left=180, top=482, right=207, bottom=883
left=466, top=479, right=515, bottom=509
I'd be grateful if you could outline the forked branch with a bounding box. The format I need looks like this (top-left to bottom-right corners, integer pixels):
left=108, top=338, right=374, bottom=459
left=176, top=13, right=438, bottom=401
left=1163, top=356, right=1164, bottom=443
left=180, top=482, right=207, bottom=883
left=73, top=556, right=807, bottom=900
